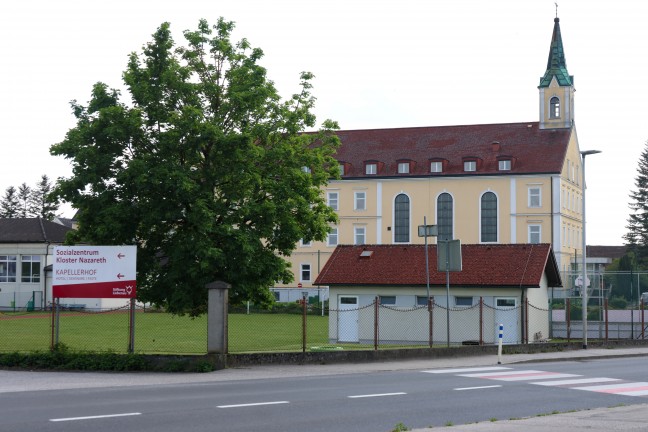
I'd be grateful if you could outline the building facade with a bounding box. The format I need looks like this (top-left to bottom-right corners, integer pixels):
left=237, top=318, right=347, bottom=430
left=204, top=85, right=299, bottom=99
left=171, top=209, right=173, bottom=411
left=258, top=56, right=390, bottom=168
left=280, top=17, right=584, bottom=290
left=0, top=218, right=72, bottom=310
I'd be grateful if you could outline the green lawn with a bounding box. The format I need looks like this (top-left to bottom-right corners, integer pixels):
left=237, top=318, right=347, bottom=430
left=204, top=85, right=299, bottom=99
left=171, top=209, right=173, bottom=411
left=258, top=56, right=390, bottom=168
left=0, top=311, right=331, bottom=354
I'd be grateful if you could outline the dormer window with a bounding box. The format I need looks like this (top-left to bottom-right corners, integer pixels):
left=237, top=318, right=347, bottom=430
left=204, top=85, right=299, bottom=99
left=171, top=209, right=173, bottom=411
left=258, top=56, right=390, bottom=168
left=498, top=160, right=511, bottom=171
left=365, top=163, right=377, bottom=175
left=398, top=162, right=410, bottom=174
left=338, top=164, right=345, bottom=176
left=464, top=160, right=477, bottom=172
left=430, top=161, right=442, bottom=173
left=550, top=96, right=560, bottom=118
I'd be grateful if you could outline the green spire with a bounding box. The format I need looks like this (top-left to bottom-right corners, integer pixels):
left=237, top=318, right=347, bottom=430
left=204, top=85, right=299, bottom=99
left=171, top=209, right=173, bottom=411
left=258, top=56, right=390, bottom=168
left=539, top=17, right=573, bottom=88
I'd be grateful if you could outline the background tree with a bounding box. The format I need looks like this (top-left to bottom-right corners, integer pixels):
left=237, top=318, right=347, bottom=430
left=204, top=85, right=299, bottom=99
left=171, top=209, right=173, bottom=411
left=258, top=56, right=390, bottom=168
left=625, top=139, right=648, bottom=267
left=16, top=183, right=31, bottom=217
left=29, top=175, right=59, bottom=220
left=50, top=18, right=340, bottom=316
left=0, top=186, right=19, bottom=218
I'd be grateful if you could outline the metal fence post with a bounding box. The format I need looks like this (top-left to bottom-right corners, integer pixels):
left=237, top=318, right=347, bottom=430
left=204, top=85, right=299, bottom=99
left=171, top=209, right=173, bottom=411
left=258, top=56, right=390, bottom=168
left=604, top=298, right=608, bottom=342
left=566, top=298, right=571, bottom=343
left=428, top=297, right=435, bottom=348
left=642, top=299, right=645, bottom=340
left=374, top=296, right=379, bottom=351
left=479, top=297, right=483, bottom=346
left=50, top=299, right=55, bottom=351
left=128, top=298, right=135, bottom=353
left=524, top=298, right=529, bottom=344
left=302, top=294, right=307, bottom=353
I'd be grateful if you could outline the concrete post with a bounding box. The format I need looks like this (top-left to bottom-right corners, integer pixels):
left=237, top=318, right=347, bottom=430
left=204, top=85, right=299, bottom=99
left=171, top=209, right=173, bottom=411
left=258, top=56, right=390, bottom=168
left=206, top=281, right=230, bottom=354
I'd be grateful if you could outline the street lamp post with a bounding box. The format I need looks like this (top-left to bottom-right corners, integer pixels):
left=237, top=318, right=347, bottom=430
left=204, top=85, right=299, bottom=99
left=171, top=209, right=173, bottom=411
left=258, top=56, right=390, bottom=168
left=580, top=149, right=601, bottom=349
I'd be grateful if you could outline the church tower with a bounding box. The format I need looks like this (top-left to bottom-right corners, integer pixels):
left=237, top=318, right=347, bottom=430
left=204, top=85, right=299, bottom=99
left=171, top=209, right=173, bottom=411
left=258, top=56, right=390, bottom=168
left=539, top=17, right=574, bottom=129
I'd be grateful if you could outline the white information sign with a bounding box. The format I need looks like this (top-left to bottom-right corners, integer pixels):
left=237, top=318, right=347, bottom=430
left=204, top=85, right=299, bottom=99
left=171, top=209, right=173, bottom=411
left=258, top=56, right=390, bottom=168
left=52, top=245, right=137, bottom=298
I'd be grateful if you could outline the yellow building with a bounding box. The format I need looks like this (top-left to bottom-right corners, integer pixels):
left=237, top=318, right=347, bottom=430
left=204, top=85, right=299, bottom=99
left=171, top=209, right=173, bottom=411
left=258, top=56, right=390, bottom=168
left=282, top=17, right=583, bottom=290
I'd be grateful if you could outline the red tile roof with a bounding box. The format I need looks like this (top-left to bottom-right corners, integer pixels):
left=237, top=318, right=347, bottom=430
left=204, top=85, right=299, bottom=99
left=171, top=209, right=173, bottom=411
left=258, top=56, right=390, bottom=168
left=334, top=122, right=571, bottom=178
left=314, top=244, right=562, bottom=288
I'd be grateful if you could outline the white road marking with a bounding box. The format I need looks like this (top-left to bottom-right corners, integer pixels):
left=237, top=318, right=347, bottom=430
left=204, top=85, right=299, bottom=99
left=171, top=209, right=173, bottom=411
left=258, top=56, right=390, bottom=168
left=50, top=413, right=141, bottom=422
left=458, top=370, right=581, bottom=381
left=532, top=377, right=621, bottom=386
left=572, top=382, right=648, bottom=396
left=217, top=401, right=289, bottom=408
left=348, top=392, right=407, bottom=399
left=423, top=367, right=511, bottom=374
left=454, top=385, right=502, bottom=391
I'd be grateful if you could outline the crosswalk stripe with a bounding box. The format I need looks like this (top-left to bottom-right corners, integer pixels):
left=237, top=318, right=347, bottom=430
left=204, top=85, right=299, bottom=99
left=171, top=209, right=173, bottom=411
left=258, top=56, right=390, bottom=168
left=422, top=366, right=648, bottom=398
left=423, top=367, right=511, bottom=374
left=532, top=377, right=621, bottom=386
left=573, top=382, right=648, bottom=396
left=458, top=370, right=581, bottom=381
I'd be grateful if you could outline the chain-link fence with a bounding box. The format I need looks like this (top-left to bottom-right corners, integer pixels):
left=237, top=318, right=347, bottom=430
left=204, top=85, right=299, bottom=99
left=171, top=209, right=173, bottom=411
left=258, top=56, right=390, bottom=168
left=0, top=305, right=208, bottom=354
left=2, top=293, right=646, bottom=354
left=550, top=297, right=646, bottom=342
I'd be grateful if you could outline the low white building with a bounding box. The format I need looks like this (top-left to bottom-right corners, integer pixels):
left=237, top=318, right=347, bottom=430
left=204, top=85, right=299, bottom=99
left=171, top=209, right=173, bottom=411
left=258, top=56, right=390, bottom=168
left=315, top=243, right=562, bottom=345
left=0, top=218, right=72, bottom=310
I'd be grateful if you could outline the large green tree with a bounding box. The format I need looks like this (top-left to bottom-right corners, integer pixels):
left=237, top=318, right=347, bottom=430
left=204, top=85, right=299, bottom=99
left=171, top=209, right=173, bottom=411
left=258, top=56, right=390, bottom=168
left=625, top=139, right=648, bottom=267
left=50, top=19, right=339, bottom=316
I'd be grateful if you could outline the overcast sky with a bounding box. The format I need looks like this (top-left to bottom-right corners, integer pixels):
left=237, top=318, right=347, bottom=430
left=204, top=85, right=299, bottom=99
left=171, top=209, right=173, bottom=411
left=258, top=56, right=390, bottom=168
left=1, top=0, right=646, bottom=246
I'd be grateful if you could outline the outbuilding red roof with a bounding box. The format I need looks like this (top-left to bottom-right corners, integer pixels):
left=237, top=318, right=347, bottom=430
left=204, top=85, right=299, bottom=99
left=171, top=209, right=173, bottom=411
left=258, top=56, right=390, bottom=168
left=314, top=244, right=561, bottom=288
left=334, top=122, right=571, bottom=178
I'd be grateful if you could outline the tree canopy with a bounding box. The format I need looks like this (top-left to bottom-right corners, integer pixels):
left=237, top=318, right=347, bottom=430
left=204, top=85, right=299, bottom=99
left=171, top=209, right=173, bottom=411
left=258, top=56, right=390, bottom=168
left=50, top=18, right=340, bottom=315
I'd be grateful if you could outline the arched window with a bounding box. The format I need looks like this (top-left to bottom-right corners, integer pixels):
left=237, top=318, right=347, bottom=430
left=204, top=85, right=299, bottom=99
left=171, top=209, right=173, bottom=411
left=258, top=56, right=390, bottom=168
left=550, top=97, right=560, bottom=118
left=394, top=194, right=410, bottom=243
left=437, top=193, right=453, bottom=241
left=481, top=192, right=497, bottom=243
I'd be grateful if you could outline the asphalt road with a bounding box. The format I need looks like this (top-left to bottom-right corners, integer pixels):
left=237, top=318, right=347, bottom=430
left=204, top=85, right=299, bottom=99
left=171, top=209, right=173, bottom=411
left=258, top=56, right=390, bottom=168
left=2, top=355, right=648, bottom=432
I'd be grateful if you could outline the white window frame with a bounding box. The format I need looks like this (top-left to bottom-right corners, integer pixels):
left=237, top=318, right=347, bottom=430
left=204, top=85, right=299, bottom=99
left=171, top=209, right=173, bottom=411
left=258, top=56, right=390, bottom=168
left=464, top=161, right=476, bottom=172
left=498, top=160, right=511, bottom=171
left=528, top=225, right=541, bottom=244
left=528, top=187, right=541, bottom=208
left=379, top=295, right=396, bottom=305
left=430, top=161, right=443, bottom=173
left=416, top=296, right=431, bottom=306
left=300, top=239, right=311, bottom=247
left=300, top=263, right=311, bottom=282
left=0, top=255, right=17, bottom=283
left=365, top=163, right=377, bottom=175
left=398, top=162, right=410, bottom=174
left=354, top=191, right=366, bottom=211
left=327, top=191, right=339, bottom=210
left=338, top=164, right=345, bottom=176
left=327, top=227, right=338, bottom=246
left=455, top=296, right=474, bottom=307
left=354, top=226, right=366, bottom=245
left=20, top=255, right=41, bottom=283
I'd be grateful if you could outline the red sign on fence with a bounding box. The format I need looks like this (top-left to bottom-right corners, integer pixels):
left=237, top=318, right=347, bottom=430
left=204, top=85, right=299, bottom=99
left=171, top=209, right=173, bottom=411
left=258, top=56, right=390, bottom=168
left=52, top=246, right=137, bottom=299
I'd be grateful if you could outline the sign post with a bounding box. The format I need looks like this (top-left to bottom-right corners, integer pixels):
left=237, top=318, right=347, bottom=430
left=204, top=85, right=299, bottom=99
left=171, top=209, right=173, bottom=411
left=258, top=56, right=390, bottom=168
left=437, top=239, right=462, bottom=347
